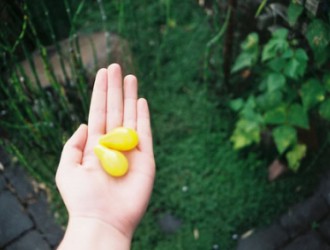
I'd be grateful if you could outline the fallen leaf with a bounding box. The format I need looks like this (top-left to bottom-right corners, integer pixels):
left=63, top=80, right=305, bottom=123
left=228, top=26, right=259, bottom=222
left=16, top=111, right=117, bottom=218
left=268, top=158, right=288, bottom=181
left=241, top=229, right=254, bottom=239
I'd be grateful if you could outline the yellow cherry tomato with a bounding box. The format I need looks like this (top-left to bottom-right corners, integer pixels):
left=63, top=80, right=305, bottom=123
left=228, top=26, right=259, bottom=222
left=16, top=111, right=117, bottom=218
left=99, top=127, right=138, bottom=151
left=94, top=145, right=128, bottom=177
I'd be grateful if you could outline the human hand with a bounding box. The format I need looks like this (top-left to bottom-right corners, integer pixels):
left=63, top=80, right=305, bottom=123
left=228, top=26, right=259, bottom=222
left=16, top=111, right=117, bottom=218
left=56, top=64, right=155, bottom=249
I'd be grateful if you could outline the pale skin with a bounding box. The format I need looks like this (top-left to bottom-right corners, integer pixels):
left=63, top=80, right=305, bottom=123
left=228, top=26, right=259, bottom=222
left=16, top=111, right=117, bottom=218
left=56, top=64, right=155, bottom=249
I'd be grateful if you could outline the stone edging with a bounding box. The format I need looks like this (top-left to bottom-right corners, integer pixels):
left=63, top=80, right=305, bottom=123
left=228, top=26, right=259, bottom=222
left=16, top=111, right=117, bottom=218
left=237, top=172, right=330, bottom=250
left=0, top=148, right=64, bottom=250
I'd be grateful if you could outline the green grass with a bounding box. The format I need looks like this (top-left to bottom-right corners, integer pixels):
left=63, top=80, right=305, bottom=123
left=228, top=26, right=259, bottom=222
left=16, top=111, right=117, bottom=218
left=85, top=2, right=327, bottom=248
left=1, top=1, right=329, bottom=249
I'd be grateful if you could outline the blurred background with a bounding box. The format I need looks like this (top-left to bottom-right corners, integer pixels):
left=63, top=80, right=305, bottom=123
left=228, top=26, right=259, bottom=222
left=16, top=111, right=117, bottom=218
left=0, top=0, right=330, bottom=249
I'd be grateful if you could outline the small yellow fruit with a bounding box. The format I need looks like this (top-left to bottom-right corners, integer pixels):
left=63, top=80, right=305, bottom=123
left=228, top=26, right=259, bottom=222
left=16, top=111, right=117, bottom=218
left=94, top=145, right=128, bottom=177
left=99, top=127, right=138, bottom=151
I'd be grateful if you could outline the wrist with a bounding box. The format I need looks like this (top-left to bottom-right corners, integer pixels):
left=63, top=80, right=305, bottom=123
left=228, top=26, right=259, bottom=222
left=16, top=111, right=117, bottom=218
left=58, top=216, right=131, bottom=250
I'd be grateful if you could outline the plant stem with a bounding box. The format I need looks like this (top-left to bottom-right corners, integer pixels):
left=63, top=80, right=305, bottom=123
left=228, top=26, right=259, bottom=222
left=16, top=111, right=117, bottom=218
left=222, top=0, right=237, bottom=92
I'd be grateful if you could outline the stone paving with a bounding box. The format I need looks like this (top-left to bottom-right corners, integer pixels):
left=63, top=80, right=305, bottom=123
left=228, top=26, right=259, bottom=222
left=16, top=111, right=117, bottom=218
left=0, top=148, right=63, bottom=250
left=237, top=171, right=330, bottom=250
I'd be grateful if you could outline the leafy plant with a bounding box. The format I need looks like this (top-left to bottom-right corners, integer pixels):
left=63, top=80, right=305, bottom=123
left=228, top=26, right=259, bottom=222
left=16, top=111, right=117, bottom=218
left=230, top=0, right=330, bottom=171
left=0, top=0, right=96, bottom=220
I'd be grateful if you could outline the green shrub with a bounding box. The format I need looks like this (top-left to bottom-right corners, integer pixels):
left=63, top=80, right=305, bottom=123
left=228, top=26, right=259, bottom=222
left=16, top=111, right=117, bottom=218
left=230, top=0, right=330, bottom=171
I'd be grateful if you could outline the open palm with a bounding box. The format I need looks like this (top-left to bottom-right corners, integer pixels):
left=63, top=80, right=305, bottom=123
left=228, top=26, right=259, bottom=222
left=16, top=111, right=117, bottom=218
left=56, top=64, right=155, bottom=238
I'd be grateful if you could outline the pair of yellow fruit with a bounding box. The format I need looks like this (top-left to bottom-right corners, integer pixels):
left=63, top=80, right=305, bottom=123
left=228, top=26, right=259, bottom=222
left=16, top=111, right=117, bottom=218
left=94, top=127, right=139, bottom=177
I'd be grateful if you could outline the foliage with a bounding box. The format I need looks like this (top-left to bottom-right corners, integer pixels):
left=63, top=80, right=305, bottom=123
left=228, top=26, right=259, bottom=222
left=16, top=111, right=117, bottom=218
left=0, top=0, right=90, bottom=195
left=230, top=0, right=330, bottom=171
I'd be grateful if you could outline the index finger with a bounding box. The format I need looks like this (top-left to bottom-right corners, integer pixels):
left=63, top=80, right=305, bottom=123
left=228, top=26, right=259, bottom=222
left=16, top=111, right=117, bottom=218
left=83, top=68, right=108, bottom=164
left=87, top=68, right=107, bottom=136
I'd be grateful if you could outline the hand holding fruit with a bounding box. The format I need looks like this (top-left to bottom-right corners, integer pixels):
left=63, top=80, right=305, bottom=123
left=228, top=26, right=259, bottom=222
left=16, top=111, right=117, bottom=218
left=56, top=64, right=155, bottom=250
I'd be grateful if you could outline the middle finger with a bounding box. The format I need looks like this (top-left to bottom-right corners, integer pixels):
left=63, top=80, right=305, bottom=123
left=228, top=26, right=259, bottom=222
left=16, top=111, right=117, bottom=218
left=107, top=64, right=124, bottom=131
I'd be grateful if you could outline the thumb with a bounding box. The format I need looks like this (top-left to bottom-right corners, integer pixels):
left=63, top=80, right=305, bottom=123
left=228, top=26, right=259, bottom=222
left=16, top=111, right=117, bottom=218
left=59, top=124, right=88, bottom=168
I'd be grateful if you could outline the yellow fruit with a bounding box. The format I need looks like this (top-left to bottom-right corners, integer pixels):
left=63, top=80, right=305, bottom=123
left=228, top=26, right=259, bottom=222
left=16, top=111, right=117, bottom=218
left=94, top=145, right=128, bottom=177
left=99, top=127, right=138, bottom=151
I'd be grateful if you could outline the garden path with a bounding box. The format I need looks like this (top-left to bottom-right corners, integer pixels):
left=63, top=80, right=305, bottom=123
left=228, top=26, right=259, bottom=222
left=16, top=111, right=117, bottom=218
left=0, top=147, right=63, bottom=250
left=237, top=169, right=330, bottom=250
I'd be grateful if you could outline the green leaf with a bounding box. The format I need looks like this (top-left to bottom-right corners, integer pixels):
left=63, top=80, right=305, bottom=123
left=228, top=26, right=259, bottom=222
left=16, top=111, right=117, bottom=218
left=273, top=28, right=289, bottom=40
left=240, top=96, right=264, bottom=122
left=266, top=73, right=286, bottom=92
left=282, top=48, right=294, bottom=59
left=287, top=104, right=309, bottom=129
left=231, top=119, right=261, bottom=149
left=229, top=98, right=244, bottom=111
left=262, top=29, right=289, bottom=62
left=284, top=58, right=300, bottom=78
left=255, top=0, right=268, bottom=17
left=286, top=143, right=307, bottom=172
left=284, top=49, right=308, bottom=79
left=267, top=58, right=286, bottom=72
left=285, top=58, right=304, bottom=79
left=313, top=49, right=330, bottom=67
left=287, top=1, right=304, bottom=26
left=300, top=78, right=325, bottom=110
left=231, top=53, right=256, bottom=73
left=262, top=42, right=277, bottom=62
left=295, top=48, right=308, bottom=61
left=319, top=99, right=330, bottom=121
left=245, top=95, right=256, bottom=109
left=323, top=73, right=330, bottom=92
left=272, top=125, right=297, bottom=154
left=232, top=33, right=259, bottom=73
left=256, top=91, right=283, bottom=111
left=306, top=19, right=330, bottom=50
left=264, top=105, right=286, bottom=125
left=231, top=133, right=251, bottom=150
left=241, top=33, right=259, bottom=51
